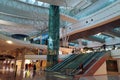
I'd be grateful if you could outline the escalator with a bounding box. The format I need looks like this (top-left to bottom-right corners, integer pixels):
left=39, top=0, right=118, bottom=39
left=59, top=53, right=93, bottom=74
left=83, top=51, right=109, bottom=76
left=70, top=53, right=96, bottom=75
left=46, top=54, right=82, bottom=71
left=71, top=51, right=107, bottom=75
left=46, top=51, right=109, bottom=77
left=74, top=51, right=109, bottom=77
left=59, top=51, right=108, bottom=76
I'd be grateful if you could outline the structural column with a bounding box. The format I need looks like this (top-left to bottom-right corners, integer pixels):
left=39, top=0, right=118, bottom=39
left=47, top=5, right=60, bottom=67
left=117, top=60, right=120, bottom=73
left=78, top=39, right=84, bottom=48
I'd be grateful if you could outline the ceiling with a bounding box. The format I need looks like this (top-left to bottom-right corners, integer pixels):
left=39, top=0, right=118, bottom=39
left=37, top=0, right=86, bottom=7
left=0, top=0, right=79, bottom=55
left=0, top=0, right=102, bottom=39
left=0, top=0, right=79, bottom=38
left=0, top=20, right=40, bottom=37
left=0, top=0, right=120, bottom=54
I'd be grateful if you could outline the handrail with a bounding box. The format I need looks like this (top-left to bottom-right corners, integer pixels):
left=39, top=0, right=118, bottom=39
left=47, top=54, right=73, bottom=71
left=47, top=54, right=81, bottom=71
left=83, top=52, right=108, bottom=75
left=70, top=53, right=94, bottom=75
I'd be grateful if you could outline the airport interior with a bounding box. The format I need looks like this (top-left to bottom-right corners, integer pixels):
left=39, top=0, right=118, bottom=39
left=0, top=0, right=120, bottom=80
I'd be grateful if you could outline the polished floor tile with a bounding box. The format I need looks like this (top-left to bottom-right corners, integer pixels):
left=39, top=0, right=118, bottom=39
left=0, top=67, right=120, bottom=80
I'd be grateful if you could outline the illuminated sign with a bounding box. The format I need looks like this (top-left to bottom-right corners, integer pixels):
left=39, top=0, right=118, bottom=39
left=48, top=37, right=53, bottom=49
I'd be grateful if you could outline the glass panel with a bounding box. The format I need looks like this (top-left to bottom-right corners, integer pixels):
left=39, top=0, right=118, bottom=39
left=19, top=0, right=49, bottom=8
left=60, top=0, right=117, bottom=19
left=93, top=33, right=112, bottom=40
left=114, top=27, right=120, bottom=33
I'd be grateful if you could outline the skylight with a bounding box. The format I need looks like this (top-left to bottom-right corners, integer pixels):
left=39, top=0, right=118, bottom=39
left=114, top=27, right=120, bottom=33
left=93, top=33, right=112, bottom=40
left=19, top=0, right=49, bottom=7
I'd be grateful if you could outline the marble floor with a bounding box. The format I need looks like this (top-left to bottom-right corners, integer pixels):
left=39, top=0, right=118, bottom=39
left=0, top=67, right=120, bottom=80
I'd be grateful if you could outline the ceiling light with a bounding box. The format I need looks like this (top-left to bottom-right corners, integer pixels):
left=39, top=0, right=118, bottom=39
left=96, top=33, right=101, bottom=36
left=109, top=0, right=115, bottom=2
left=6, top=40, right=13, bottom=44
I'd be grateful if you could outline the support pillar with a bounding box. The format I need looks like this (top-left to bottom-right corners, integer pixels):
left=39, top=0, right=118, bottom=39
left=78, top=39, right=84, bottom=48
left=47, top=5, right=60, bottom=67
left=5, top=59, right=8, bottom=69
left=117, top=60, right=120, bottom=73
left=8, top=60, right=12, bottom=69
left=21, top=52, right=25, bottom=71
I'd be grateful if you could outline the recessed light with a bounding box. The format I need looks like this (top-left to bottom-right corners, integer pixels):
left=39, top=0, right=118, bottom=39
left=6, top=40, right=13, bottom=44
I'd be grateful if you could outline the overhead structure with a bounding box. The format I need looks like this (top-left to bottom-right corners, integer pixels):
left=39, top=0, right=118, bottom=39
left=37, top=0, right=86, bottom=7
left=0, top=0, right=78, bottom=38
left=0, top=0, right=120, bottom=52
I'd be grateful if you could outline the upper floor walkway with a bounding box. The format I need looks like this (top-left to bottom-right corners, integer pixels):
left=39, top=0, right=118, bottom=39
left=60, top=0, right=120, bottom=42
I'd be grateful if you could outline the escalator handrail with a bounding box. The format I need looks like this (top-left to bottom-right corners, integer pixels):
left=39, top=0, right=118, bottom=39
left=63, top=54, right=89, bottom=69
left=47, top=54, right=74, bottom=71
left=49, top=54, right=81, bottom=71
left=58, top=54, right=84, bottom=72
left=83, top=51, right=107, bottom=74
left=48, top=54, right=73, bottom=70
left=70, top=53, right=94, bottom=74
left=70, top=51, right=107, bottom=75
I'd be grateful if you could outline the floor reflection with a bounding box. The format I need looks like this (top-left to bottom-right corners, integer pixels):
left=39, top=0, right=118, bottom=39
left=0, top=67, right=120, bottom=80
